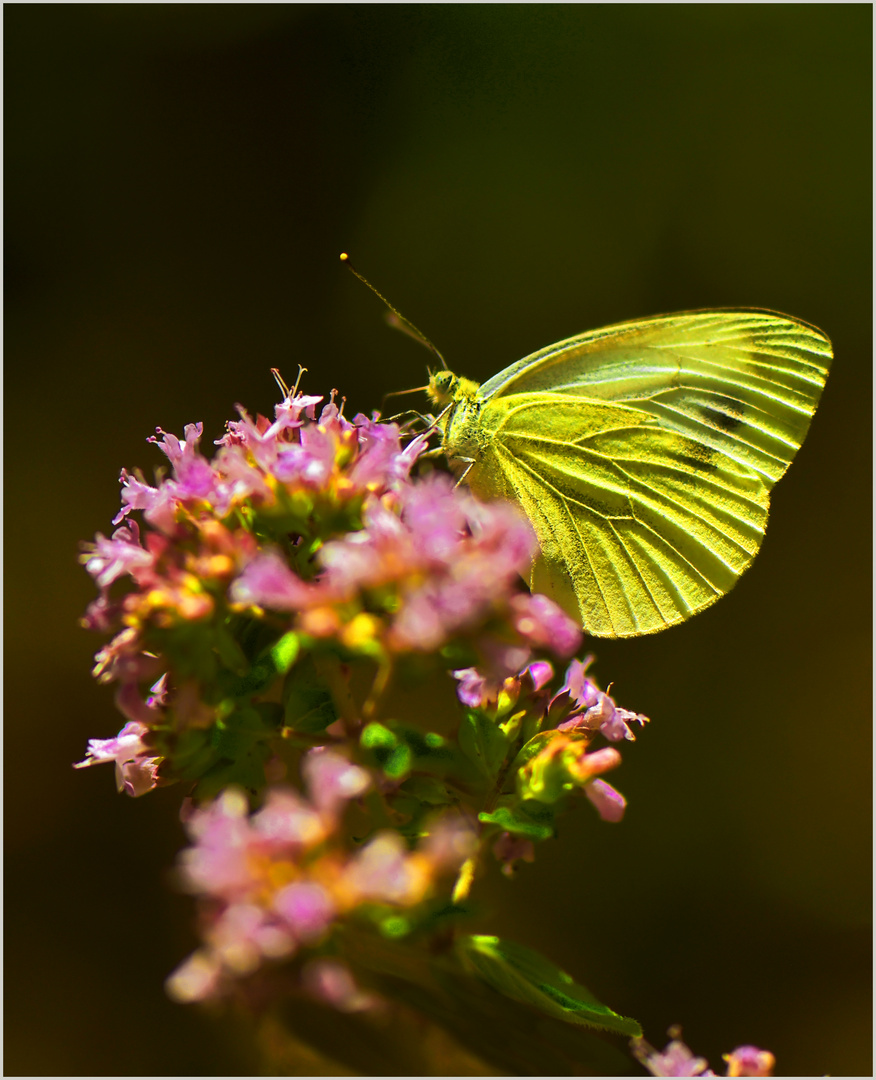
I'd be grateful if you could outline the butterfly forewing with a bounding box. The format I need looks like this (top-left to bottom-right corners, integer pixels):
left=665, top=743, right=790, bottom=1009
left=479, top=311, right=831, bottom=483
left=446, top=310, right=831, bottom=638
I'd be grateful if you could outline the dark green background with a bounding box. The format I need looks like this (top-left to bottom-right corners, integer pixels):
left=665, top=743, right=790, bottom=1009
left=5, top=6, right=871, bottom=1076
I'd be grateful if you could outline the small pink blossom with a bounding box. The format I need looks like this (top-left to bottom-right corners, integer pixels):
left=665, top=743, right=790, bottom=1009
left=723, top=1046, right=775, bottom=1077
left=229, top=549, right=317, bottom=611
left=349, top=413, right=426, bottom=489
left=301, top=748, right=370, bottom=818
left=492, top=832, right=536, bottom=876
left=81, top=523, right=154, bottom=589
left=554, top=657, right=648, bottom=742
left=165, top=949, right=224, bottom=1004
left=148, top=423, right=217, bottom=502
left=113, top=468, right=179, bottom=533
left=301, top=958, right=381, bottom=1013
left=73, top=720, right=162, bottom=797
left=509, top=593, right=582, bottom=656
left=418, top=813, right=478, bottom=871
left=205, top=902, right=294, bottom=974
left=524, top=660, right=555, bottom=692
left=344, top=832, right=428, bottom=906
left=633, top=1033, right=715, bottom=1076
left=584, top=778, right=627, bottom=823
left=452, top=667, right=491, bottom=708
left=272, top=881, right=336, bottom=942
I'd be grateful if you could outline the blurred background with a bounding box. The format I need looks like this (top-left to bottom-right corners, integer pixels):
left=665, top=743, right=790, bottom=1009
left=5, top=6, right=870, bottom=1076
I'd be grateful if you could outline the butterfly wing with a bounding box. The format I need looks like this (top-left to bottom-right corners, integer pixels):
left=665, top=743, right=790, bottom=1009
left=465, top=311, right=831, bottom=637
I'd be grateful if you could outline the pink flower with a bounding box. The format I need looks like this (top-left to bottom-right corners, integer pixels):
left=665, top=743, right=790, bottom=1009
left=509, top=593, right=582, bottom=656
left=344, top=832, right=428, bottom=905
left=349, top=413, right=426, bottom=489
left=301, top=958, right=381, bottom=1013
left=552, top=656, right=600, bottom=712
left=165, top=949, right=224, bottom=1004
left=149, top=423, right=218, bottom=502
left=418, top=813, right=478, bottom=871
left=229, top=549, right=317, bottom=610
left=113, top=468, right=179, bottom=533
left=492, top=832, right=536, bottom=876
left=555, top=657, right=648, bottom=742
left=250, top=788, right=325, bottom=848
left=301, top=748, right=370, bottom=819
left=73, top=720, right=161, bottom=797
left=452, top=667, right=491, bottom=708
left=81, top=523, right=154, bottom=589
left=178, top=788, right=262, bottom=899
left=632, top=1030, right=772, bottom=1078
left=205, top=901, right=295, bottom=974
left=633, top=1033, right=715, bottom=1076
left=723, top=1047, right=775, bottom=1077
left=584, top=778, right=627, bottom=823
left=273, top=881, right=336, bottom=942
left=524, top=660, right=555, bottom=692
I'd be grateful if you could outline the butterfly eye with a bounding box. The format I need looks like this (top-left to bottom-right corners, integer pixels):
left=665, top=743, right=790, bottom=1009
left=427, top=371, right=458, bottom=405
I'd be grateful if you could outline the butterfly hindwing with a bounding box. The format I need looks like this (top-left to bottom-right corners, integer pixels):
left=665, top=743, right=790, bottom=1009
left=468, top=395, right=770, bottom=636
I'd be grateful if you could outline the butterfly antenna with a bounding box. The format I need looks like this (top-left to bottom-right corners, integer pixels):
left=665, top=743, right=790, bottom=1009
left=340, top=252, right=448, bottom=370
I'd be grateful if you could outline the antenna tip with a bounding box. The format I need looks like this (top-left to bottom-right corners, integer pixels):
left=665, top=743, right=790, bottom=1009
left=339, top=252, right=350, bottom=262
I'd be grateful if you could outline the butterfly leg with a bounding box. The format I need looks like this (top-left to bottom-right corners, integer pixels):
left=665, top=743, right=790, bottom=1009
left=383, top=408, right=436, bottom=425
left=454, top=458, right=476, bottom=487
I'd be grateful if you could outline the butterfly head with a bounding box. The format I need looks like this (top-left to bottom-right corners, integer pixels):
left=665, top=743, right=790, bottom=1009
left=426, top=370, right=480, bottom=409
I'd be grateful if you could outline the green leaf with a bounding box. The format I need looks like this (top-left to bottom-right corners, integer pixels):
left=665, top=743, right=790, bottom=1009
left=337, top=927, right=638, bottom=1075
left=210, top=704, right=273, bottom=759
left=214, top=636, right=295, bottom=700
left=211, top=623, right=250, bottom=674
left=458, top=710, right=510, bottom=780
left=361, top=721, right=474, bottom=786
left=193, top=745, right=268, bottom=800
left=282, top=654, right=339, bottom=733
left=269, top=631, right=301, bottom=673
left=360, top=722, right=412, bottom=779
left=168, top=728, right=218, bottom=781
left=508, top=729, right=556, bottom=771
left=478, top=800, right=555, bottom=841
left=397, top=775, right=455, bottom=806
left=456, top=935, right=641, bottom=1038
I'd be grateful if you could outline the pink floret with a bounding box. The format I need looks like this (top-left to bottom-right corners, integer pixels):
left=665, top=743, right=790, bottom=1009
left=584, top=778, right=627, bottom=823
left=301, top=747, right=370, bottom=819
left=82, top=525, right=154, bottom=589
left=73, top=720, right=161, bottom=798
left=229, top=549, right=317, bottom=611
left=724, top=1046, right=775, bottom=1077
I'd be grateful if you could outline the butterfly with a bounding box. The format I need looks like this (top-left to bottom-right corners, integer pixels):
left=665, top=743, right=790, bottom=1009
left=426, top=309, right=832, bottom=638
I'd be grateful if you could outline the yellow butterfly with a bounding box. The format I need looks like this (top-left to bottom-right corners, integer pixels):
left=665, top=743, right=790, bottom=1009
left=426, top=310, right=832, bottom=638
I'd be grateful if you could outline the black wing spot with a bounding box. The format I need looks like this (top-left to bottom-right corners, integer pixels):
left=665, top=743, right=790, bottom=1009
left=700, top=396, right=745, bottom=432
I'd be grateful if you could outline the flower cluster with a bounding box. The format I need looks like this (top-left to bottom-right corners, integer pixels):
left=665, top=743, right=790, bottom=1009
left=77, top=388, right=583, bottom=799
left=633, top=1029, right=775, bottom=1077
left=445, top=655, right=648, bottom=877
left=166, top=747, right=475, bottom=1004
